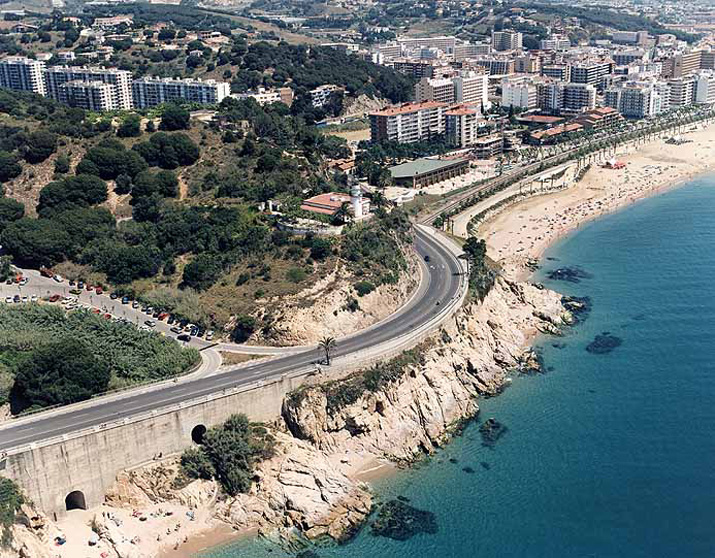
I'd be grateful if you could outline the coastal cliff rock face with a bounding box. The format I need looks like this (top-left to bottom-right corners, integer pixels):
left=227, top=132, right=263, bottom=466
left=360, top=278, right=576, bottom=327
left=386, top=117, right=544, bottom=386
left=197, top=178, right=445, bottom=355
left=252, top=257, right=419, bottom=347
left=0, top=505, right=53, bottom=558
left=282, top=278, right=568, bottom=463
left=217, top=432, right=371, bottom=542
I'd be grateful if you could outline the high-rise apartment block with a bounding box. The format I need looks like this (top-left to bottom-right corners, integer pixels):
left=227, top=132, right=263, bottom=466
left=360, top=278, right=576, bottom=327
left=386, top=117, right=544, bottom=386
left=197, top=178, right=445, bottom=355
left=45, top=66, right=133, bottom=109
left=132, top=77, right=230, bottom=108
left=0, top=56, right=46, bottom=95
left=491, top=31, right=523, bottom=52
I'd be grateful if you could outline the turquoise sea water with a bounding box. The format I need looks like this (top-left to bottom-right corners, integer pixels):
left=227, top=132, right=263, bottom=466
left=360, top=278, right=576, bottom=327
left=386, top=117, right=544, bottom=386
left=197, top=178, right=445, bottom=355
left=202, top=177, right=715, bottom=558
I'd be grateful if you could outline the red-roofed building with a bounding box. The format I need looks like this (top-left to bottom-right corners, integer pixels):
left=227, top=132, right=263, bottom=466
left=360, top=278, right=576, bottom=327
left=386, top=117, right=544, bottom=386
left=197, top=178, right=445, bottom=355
left=301, top=192, right=370, bottom=218
left=573, top=106, right=623, bottom=129
left=528, top=122, right=584, bottom=144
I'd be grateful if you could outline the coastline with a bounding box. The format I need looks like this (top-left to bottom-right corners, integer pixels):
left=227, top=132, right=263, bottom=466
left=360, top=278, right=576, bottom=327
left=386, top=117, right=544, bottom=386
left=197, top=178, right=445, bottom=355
left=476, top=122, right=715, bottom=279
left=20, top=124, right=715, bottom=558
left=165, top=125, right=715, bottom=557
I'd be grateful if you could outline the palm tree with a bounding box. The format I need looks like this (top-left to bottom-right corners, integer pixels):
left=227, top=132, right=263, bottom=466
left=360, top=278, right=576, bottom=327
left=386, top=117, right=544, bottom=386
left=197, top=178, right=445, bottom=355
left=319, top=336, right=336, bottom=366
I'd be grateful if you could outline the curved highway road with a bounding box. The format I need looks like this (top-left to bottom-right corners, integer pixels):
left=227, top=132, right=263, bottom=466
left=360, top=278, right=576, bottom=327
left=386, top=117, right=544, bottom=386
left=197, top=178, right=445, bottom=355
left=0, top=227, right=465, bottom=451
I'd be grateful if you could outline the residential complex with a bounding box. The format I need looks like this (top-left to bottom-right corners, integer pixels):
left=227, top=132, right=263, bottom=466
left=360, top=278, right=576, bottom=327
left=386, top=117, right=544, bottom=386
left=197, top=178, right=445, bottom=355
left=369, top=101, right=446, bottom=144
left=0, top=56, right=46, bottom=95
left=132, top=77, right=230, bottom=108
left=0, top=56, right=231, bottom=111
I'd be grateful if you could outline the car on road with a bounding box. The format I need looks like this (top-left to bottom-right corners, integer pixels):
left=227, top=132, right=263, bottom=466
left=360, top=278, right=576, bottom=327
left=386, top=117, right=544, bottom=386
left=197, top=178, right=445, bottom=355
left=424, top=255, right=431, bottom=262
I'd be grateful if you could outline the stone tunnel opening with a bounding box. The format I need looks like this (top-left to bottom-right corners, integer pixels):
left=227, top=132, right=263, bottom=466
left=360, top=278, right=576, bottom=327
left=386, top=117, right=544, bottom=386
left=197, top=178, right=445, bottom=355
left=191, top=424, right=207, bottom=444
left=65, top=490, right=87, bottom=511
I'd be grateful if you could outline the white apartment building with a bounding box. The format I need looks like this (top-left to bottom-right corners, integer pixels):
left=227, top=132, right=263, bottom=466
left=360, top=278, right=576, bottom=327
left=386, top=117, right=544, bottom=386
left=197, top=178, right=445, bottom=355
left=491, top=30, right=523, bottom=52
left=540, top=35, right=571, bottom=51
left=57, top=80, right=115, bottom=111
left=612, top=31, right=649, bottom=45
left=454, top=72, right=489, bottom=109
left=397, top=36, right=456, bottom=56
left=570, top=61, right=614, bottom=89
left=369, top=101, right=446, bottom=143
left=454, top=42, right=491, bottom=60
left=45, top=66, right=132, bottom=109
left=695, top=71, right=715, bottom=104
left=542, top=64, right=571, bottom=82
left=668, top=75, right=697, bottom=107
left=445, top=106, right=480, bottom=148
left=538, top=81, right=596, bottom=113
left=0, top=56, right=46, bottom=95
left=309, top=84, right=343, bottom=108
left=605, top=81, right=668, bottom=118
left=613, top=49, right=648, bottom=66
left=132, top=77, right=230, bottom=108
left=501, top=76, right=539, bottom=109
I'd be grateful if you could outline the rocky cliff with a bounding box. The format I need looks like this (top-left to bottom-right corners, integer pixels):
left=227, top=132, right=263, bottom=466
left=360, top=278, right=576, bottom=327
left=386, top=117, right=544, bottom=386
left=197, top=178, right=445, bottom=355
left=282, top=277, right=570, bottom=463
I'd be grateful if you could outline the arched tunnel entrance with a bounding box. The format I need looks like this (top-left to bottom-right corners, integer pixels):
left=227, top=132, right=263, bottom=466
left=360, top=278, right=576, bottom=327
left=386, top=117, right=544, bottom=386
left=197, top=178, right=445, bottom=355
left=191, top=424, right=207, bottom=444
left=65, top=490, right=87, bottom=511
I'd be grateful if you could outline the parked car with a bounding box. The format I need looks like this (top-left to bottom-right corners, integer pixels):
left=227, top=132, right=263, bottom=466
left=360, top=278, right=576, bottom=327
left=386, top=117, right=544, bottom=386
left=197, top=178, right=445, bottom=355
left=4, top=296, right=12, bottom=304
left=177, top=334, right=191, bottom=342
left=110, top=293, right=118, bottom=300
left=158, top=312, right=170, bottom=321
left=167, top=315, right=175, bottom=325
left=77, top=281, right=85, bottom=289
left=12, top=295, right=20, bottom=303
left=40, top=267, right=54, bottom=278
left=132, top=301, right=140, bottom=309
left=53, top=275, right=64, bottom=283
left=144, top=319, right=156, bottom=328
left=121, top=296, right=130, bottom=304
left=170, top=326, right=182, bottom=334
left=49, top=294, right=61, bottom=302
left=95, top=287, right=103, bottom=295
left=19, top=277, right=28, bottom=286
left=30, top=295, right=38, bottom=302
left=206, top=330, right=214, bottom=341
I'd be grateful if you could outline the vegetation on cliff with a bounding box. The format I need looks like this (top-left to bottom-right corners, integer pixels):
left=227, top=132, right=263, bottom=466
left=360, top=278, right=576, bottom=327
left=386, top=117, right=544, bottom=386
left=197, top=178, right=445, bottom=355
left=286, top=343, right=429, bottom=414
left=180, top=414, right=276, bottom=496
left=0, top=478, right=24, bottom=548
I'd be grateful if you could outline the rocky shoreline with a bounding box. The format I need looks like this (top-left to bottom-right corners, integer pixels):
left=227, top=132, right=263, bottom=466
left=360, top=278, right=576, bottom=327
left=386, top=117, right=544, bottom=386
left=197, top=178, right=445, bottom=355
left=2, top=275, right=574, bottom=558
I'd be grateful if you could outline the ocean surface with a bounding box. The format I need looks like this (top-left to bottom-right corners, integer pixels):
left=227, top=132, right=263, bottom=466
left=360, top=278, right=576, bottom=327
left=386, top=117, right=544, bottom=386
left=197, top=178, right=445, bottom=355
left=201, top=176, right=715, bottom=558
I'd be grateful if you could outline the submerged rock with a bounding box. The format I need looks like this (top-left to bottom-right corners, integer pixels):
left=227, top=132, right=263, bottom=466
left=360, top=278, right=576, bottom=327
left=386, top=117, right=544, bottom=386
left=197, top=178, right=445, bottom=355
left=480, top=461, right=491, bottom=470
left=586, top=333, right=622, bottom=354
left=296, top=552, right=320, bottom=558
left=561, top=296, right=592, bottom=322
left=449, top=458, right=458, bottom=464
left=462, top=466, right=475, bottom=474
left=547, top=266, right=593, bottom=283
left=479, top=418, right=508, bottom=447
left=371, top=500, right=438, bottom=541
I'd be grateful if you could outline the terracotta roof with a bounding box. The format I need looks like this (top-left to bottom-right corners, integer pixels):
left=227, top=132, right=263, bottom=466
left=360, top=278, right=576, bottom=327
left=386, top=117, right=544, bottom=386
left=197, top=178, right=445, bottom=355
left=301, top=192, right=351, bottom=215
left=370, top=101, right=447, bottom=117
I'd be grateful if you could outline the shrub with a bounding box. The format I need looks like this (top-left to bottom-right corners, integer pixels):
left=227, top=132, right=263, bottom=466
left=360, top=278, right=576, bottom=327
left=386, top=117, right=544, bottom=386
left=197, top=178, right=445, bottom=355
left=231, top=315, right=256, bottom=343
left=180, top=414, right=275, bottom=496
left=354, top=280, right=375, bottom=297
left=286, top=267, right=307, bottom=283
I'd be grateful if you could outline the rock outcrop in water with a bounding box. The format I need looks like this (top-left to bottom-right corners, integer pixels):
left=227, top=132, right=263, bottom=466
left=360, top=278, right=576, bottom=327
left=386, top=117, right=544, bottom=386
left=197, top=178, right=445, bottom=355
left=370, top=500, right=438, bottom=541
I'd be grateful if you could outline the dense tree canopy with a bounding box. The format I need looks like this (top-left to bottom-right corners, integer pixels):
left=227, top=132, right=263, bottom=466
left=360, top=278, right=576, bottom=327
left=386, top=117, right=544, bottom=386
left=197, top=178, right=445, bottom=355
left=11, top=337, right=111, bottom=413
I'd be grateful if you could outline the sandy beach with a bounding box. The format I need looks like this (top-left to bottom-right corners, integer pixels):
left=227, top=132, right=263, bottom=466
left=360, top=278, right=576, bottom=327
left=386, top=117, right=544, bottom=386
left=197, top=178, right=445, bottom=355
left=475, top=123, right=715, bottom=278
